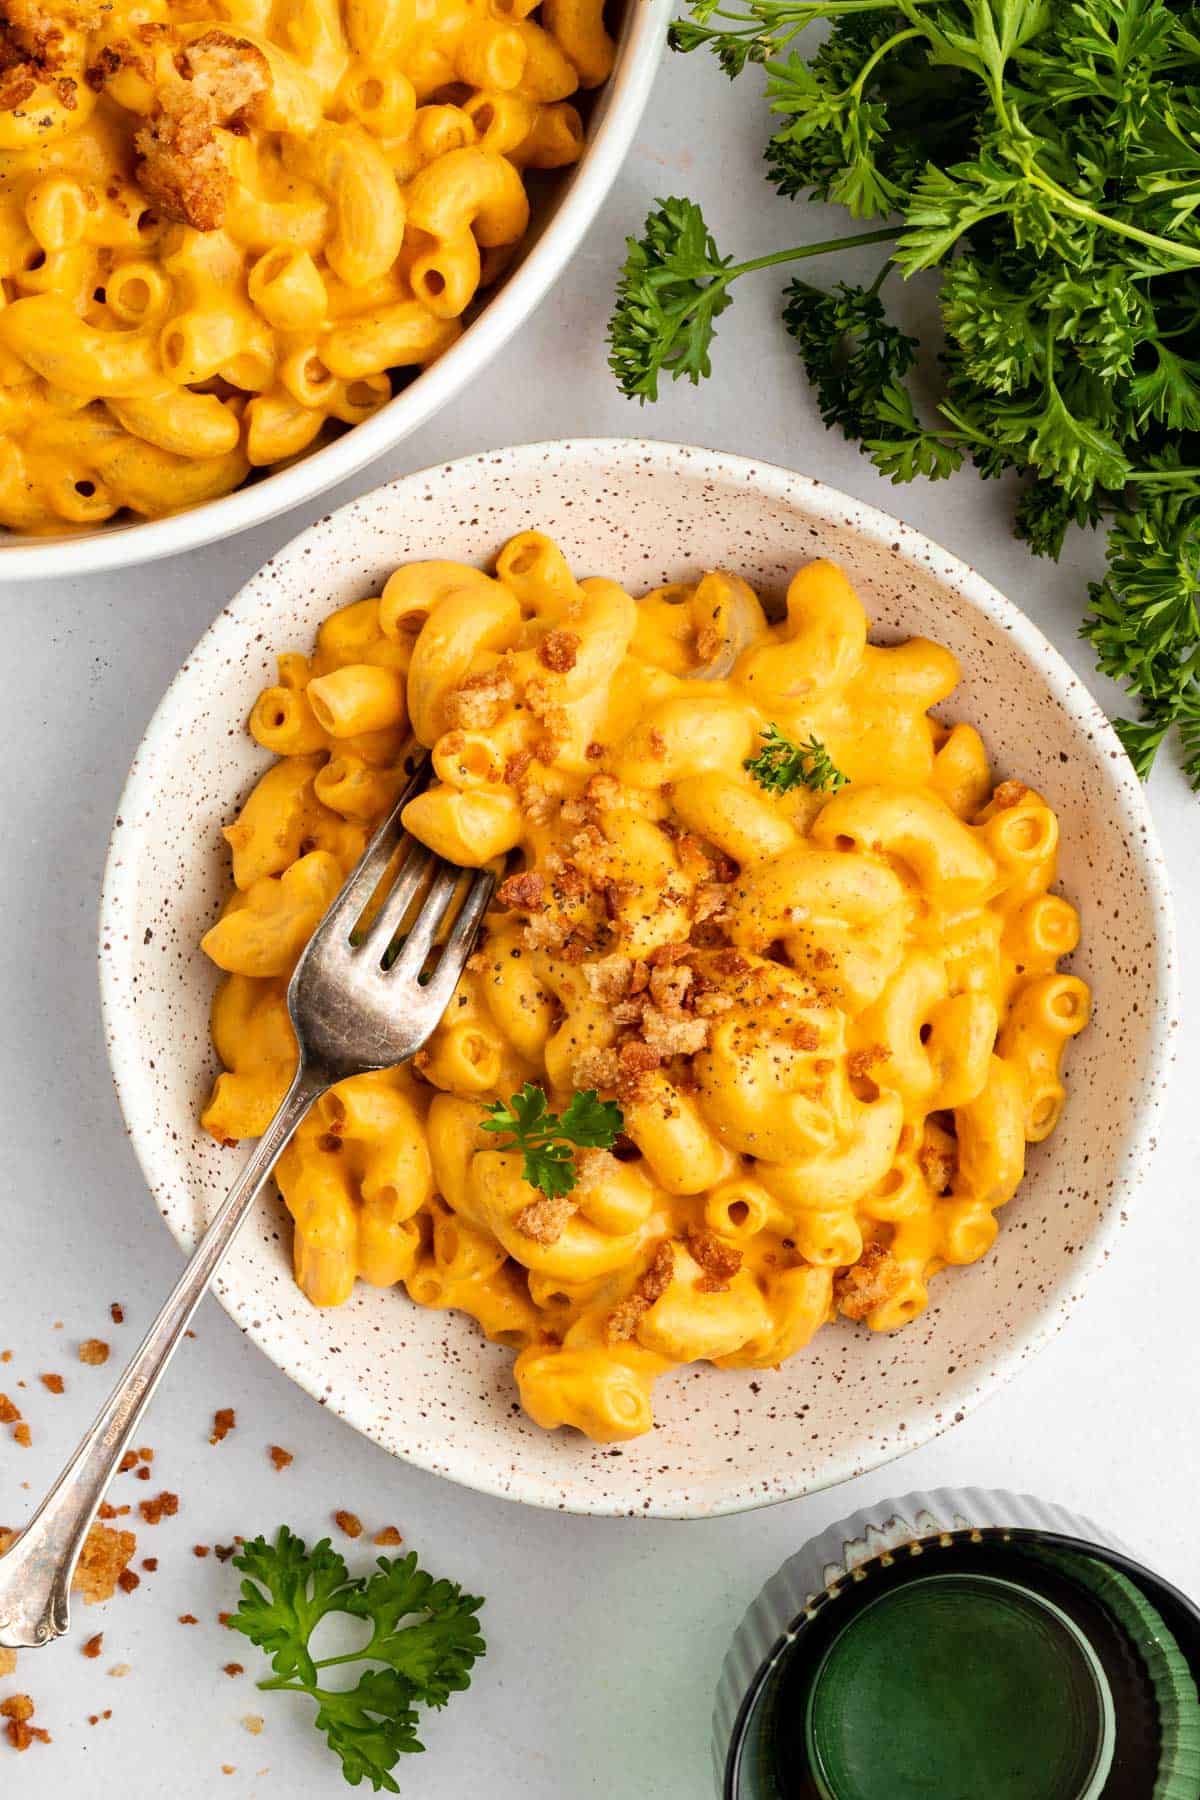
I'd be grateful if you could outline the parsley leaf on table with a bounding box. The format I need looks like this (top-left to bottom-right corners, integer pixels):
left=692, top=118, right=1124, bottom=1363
left=481, top=1083, right=624, bottom=1198
left=229, top=1529, right=485, bottom=1794
left=609, top=0, right=1200, bottom=783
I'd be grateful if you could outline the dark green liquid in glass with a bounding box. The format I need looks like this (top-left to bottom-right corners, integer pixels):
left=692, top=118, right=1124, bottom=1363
left=801, top=1572, right=1110, bottom=1800
left=728, top=1533, right=1200, bottom=1799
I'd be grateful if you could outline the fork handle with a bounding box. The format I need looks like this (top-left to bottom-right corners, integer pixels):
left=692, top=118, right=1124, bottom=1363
left=0, top=1064, right=326, bottom=1649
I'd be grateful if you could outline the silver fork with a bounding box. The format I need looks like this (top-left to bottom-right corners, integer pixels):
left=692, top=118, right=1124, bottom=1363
left=0, top=751, right=494, bottom=1651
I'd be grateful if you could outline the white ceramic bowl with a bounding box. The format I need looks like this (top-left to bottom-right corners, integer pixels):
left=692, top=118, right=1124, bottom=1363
left=0, top=9, right=668, bottom=584
left=99, top=439, right=1177, bottom=1519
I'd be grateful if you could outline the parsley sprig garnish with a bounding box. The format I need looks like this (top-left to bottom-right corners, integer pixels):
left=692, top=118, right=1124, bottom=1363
left=745, top=723, right=848, bottom=793
left=481, top=1083, right=623, bottom=1198
left=229, top=1529, right=484, bottom=1794
left=608, top=0, right=1200, bottom=784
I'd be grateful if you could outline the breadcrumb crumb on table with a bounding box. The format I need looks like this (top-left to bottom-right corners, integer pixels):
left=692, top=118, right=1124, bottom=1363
left=138, top=1491, right=179, bottom=1526
left=38, top=1373, right=64, bottom=1395
left=75, top=1523, right=137, bottom=1605
left=78, top=1340, right=110, bottom=1366
left=373, top=1526, right=403, bottom=1546
left=209, top=1408, right=236, bottom=1445
left=0, top=1394, right=20, bottom=1424
left=268, top=1445, right=293, bottom=1471
left=334, top=1510, right=363, bottom=1539
left=223, top=1664, right=245, bottom=1678
left=82, top=1635, right=103, bottom=1660
left=0, top=1649, right=16, bottom=1679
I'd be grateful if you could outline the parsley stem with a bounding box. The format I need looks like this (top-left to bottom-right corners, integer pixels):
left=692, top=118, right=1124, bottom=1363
left=848, top=26, right=922, bottom=97
left=1022, top=168, right=1200, bottom=268
left=725, top=227, right=897, bottom=281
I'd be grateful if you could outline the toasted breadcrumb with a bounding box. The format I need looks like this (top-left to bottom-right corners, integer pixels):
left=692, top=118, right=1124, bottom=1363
left=268, top=1445, right=293, bottom=1471
left=442, top=663, right=514, bottom=731
left=570, top=1047, right=620, bottom=1092
left=496, top=871, right=544, bottom=912
left=990, top=779, right=1029, bottom=811
left=223, top=1664, right=245, bottom=1678
left=522, top=910, right=567, bottom=954
left=178, top=1615, right=199, bottom=1626
left=138, top=1491, right=179, bottom=1526
left=127, top=31, right=268, bottom=231
left=75, top=1523, right=137, bottom=1603
left=0, top=1649, right=15, bottom=1678
left=582, top=953, right=634, bottom=1004
left=110, top=1304, right=125, bottom=1325
left=209, top=1407, right=236, bottom=1445
left=334, top=1510, right=363, bottom=1539
left=117, top=1570, right=140, bottom=1594
left=834, top=1243, right=904, bottom=1321
left=640, top=1006, right=708, bottom=1058
left=78, top=1340, right=109, bottom=1366
left=847, top=1043, right=888, bottom=1080
left=242, top=1715, right=265, bottom=1734
left=118, top=1451, right=137, bottom=1473
left=687, top=1227, right=743, bottom=1288
left=12, top=1423, right=31, bottom=1447
left=82, top=1634, right=103, bottom=1660
left=537, top=629, right=580, bottom=673
left=606, top=1241, right=675, bottom=1342
left=372, top=1526, right=403, bottom=1546
left=615, top=1039, right=661, bottom=1102
left=919, top=1141, right=957, bottom=1194
left=0, top=1695, right=33, bottom=1723
left=648, top=961, right=692, bottom=1012
left=193, top=1545, right=210, bottom=1559
left=503, top=748, right=533, bottom=786
left=574, top=1148, right=622, bottom=1194
left=0, top=1395, right=20, bottom=1424
left=39, top=1373, right=64, bottom=1395
left=514, top=1192, right=575, bottom=1245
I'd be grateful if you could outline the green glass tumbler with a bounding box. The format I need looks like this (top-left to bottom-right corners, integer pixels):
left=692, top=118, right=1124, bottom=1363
left=714, top=1488, right=1200, bottom=1800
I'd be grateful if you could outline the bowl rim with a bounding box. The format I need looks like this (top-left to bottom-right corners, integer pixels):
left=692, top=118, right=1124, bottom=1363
left=0, top=4, right=670, bottom=584
left=98, top=437, right=1179, bottom=1518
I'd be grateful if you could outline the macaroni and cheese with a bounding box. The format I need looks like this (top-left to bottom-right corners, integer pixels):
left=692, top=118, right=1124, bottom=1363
left=0, top=0, right=610, bottom=531
left=202, top=538, right=1089, bottom=1442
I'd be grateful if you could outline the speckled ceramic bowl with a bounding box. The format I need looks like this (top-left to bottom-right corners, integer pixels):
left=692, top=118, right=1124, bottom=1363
left=98, top=439, right=1177, bottom=1519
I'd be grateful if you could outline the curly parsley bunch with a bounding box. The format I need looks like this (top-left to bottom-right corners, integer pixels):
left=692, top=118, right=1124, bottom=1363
left=609, top=0, right=1200, bottom=783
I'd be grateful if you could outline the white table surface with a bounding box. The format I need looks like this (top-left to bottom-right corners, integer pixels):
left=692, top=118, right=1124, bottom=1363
left=1, top=44, right=1197, bottom=1800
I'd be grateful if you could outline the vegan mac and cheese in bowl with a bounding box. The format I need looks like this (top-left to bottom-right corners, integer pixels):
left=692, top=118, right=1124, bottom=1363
left=102, top=442, right=1172, bottom=1514
left=0, top=0, right=623, bottom=539
left=199, top=534, right=1091, bottom=1444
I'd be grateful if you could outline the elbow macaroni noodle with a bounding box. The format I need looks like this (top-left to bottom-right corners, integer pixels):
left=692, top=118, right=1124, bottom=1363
left=0, top=0, right=609, bottom=532
left=202, top=540, right=1089, bottom=1442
